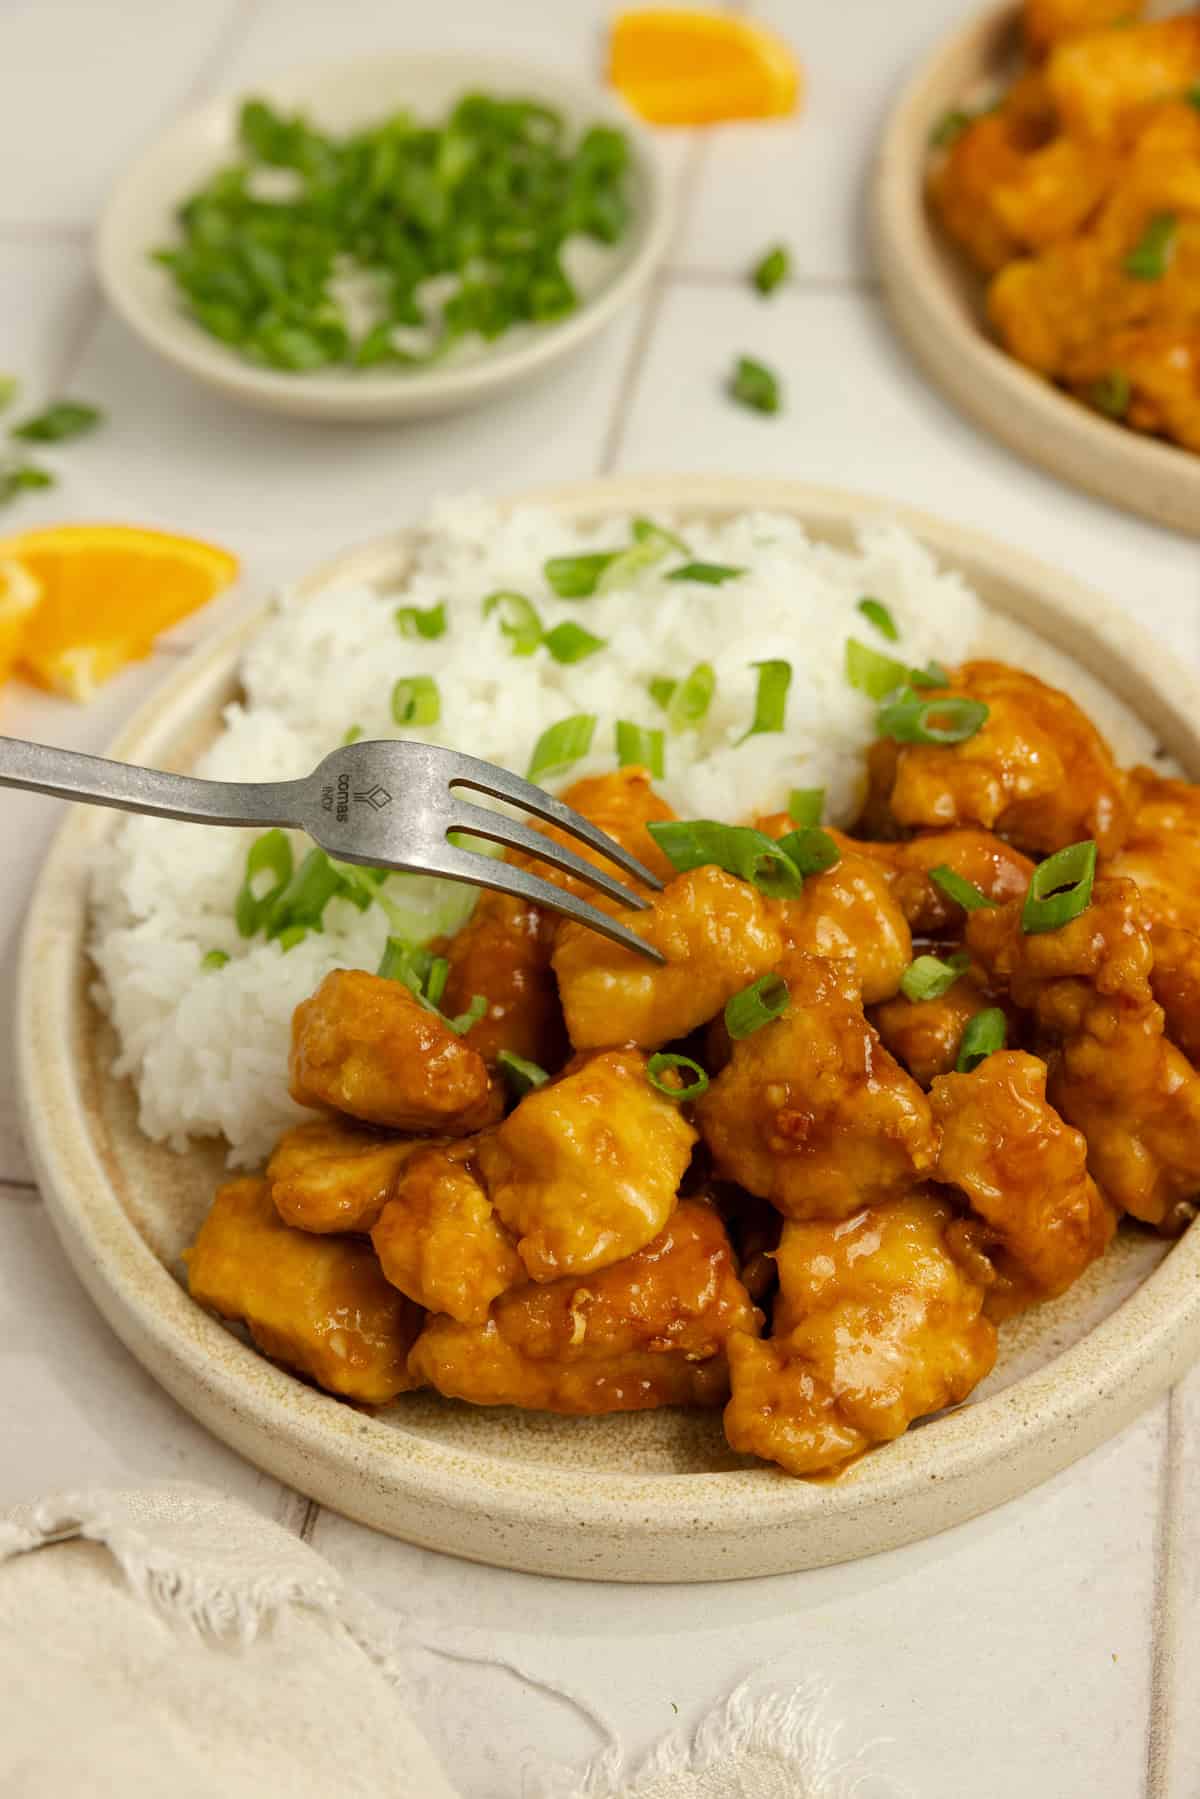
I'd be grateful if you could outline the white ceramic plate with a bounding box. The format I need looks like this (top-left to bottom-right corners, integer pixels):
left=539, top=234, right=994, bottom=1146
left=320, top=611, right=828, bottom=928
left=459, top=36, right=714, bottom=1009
left=17, top=476, right=1200, bottom=1582
left=872, top=1, right=1200, bottom=538
left=96, top=53, right=670, bottom=422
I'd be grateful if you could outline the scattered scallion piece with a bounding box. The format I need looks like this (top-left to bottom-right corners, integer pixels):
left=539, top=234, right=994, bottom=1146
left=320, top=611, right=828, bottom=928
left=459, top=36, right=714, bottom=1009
left=391, top=674, right=441, bottom=727
left=1189, top=82, right=1200, bottom=112
left=660, top=661, right=714, bottom=734
left=1021, top=840, right=1097, bottom=935
left=929, top=865, right=998, bottom=912
left=956, top=1007, right=1007, bottom=1073
left=649, top=676, right=676, bottom=711
left=527, top=713, right=596, bottom=783
left=377, top=937, right=418, bottom=986
left=857, top=596, right=898, bottom=642
left=0, top=375, right=17, bottom=412
left=277, top=924, right=308, bottom=952
left=1086, top=368, right=1132, bottom=418
left=0, top=463, right=53, bottom=506
left=787, top=787, right=824, bottom=827
left=395, top=600, right=447, bottom=640
left=615, top=719, right=665, bottom=777
left=449, top=994, right=489, bottom=1034
left=729, top=354, right=781, bottom=415
left=235, top=829, right=294, bottom=937
left=901, top=950, right=970, bottom=1003
left=264, top=846, right=347, bottom=938
left=542, top=620, right=606, bottom=664
left=497, top=1049, right=550, bottom=1098
left=776, top=825, right=840, bottom=876
left=595, top=522, right=676, bottom=593
left=751, top=244, right=790, bottom=296
left=201, top=949, right=230, bottom=971
left=342, top=724, right=364, bottom=745
left=930, top=108, right=972, bottom=149
left=725, top=973, right=790, bottom=1040
left=1123, top=212, right=1177, bottom=281
left=424, top=956, right=450, bottom=1007
left=11, top=400, right=102, bottom=442
left=483, top=589, right=542, bottom=656
left=665, top=560, right=746, bottom=585
left=845, top=637, right=909, bottom=701
left=909, top=660, right=951, bottom=690
left=877, top=689, right=989, bottom=745
left=647, top=819, right=804, bottom=899
left=646, top=1052, right=709, bottom=1101
left=739, top=658, right=791, bottom=742
left=544, top=551, right=617, bottom=598
left=633, top=516, right=689, bottom=556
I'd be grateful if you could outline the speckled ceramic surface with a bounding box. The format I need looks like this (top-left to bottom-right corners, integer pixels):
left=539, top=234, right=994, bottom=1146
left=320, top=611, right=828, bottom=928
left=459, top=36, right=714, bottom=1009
left=873, top=1, right=1200, bottom=538
left=17, top=476, right=1200, bottom=1581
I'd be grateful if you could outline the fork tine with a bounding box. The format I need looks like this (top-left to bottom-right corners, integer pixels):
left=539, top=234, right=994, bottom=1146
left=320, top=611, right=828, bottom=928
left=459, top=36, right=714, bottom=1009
left=448, top=799, right=653, bottom=913
left=442, top=751, right=665, bottom=892
left=433, top=843, right=666, bottom=963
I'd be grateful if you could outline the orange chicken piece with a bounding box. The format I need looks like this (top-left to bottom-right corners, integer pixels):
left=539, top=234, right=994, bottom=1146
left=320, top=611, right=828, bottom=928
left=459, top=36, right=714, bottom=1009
left=1045, top=14, right=1200, bottom=144
left=186, top=1176, right=421, bottom=1403
left=409, top=1200, right=761, bottom=1414
left=1105, top=765, right=1200, bottom=1054
left=753, top=818, right=912, bottom=1002
left=724, top=1194, right=996, bottom=1476
left=511, top=765, right=678, bottom=904
left=371, top=1142, right=523, bottom=1325
left=843, top=828, right=1035, bottom=935
left=267, top=1117, right=438, bottom=1234
left=1025, top=0, right=1146, bottom=58
left=872, top=971, right=995, bottom=1087
left=439, top=889, right=566, bottom=1069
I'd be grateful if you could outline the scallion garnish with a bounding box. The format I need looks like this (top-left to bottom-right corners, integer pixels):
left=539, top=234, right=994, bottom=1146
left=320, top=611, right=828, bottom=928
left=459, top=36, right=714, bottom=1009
left=377, top=937, right=419, bottom=987
left=929, top=865, right=998, bottom=912
left=845, top=637, right=909, bottom=700
left=739, top=658, right=791, bottom=742
left=725, top=974, right=790, bottom=1040
left=498, top=1049, right=550, bottom=1097
left=264, top=846, right=347, bottom=938
left=1189, top=82, right=1200, bottom=112
left=483, top=589, right=542, bottom=656
left=277, top=924, right=308, bottom=953
left=449, top=994, right=489, bottom=1034
left=787, top=787, right=824, bottom=827
left=646, top=1052, right=709, bottom=1101
left=11, top=400, right=102, bottom=442
left=596, top=523, right=675, bottom=593
left=649, top=676, right=676, bottom=711
left=1087, top=371, right=1131, bottom=419
left=729, top=354, right=781, bottom=415
left=1021, top=840, right=1097, bottom=935
left=391, top=674, right=441, bottom=727
left=901, top=950, right=970, bottom=1003
left=1123, top=212, right=1177, bottom=281
left=615, top=720, right=665, bottom=778
left=930, top=108, right=971, bottom=149
left=857, top=596, right=898, bottom=642
left=342, top=724, right=364, bottom=745
left=543, top=620, right=606, bottom=663
left=909, top=660, right=951, bottom=690
left=0, top=464, right=53, bottom=506
left=956, top=1007, right=1007, bottom=1073
left=395, top=600, right=447, bottom=640
left=527, top=713, right=596, bottom=783
left=424, top=956, right=450, bottom=1008
left=544, top=551, right=616, bottom=598
left=776, top=825, right=840, bottom=876
left=877, top=689, right=989, bottom=745
left=201, top=949, right=230, bottom=971
left=665, top=560, right=746, bottom=585
left=633, top=516, right=689, bottom=556
left=647, top=819, right=804, bottom=899
left=235, top=829, right=294, bottom=937
left=751, top=244, right=790, bottom=296
left=0, top=376, right=17, bottom=413
left=666, top=661, right=715, bottom=734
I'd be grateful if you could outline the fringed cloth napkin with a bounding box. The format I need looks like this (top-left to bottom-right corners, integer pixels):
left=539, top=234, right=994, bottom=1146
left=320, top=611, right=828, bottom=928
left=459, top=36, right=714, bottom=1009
left=0, top=1485, right=895, bottom=1799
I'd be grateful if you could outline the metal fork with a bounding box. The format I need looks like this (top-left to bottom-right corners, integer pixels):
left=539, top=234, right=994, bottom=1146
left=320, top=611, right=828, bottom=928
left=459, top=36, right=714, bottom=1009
left=0, top=735, right=666, bottom=962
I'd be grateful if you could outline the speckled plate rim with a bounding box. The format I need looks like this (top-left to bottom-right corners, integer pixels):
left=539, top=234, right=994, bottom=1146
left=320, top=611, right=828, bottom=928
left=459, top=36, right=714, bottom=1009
left=872, top=0, right=1200, bottom=538
left=16, top=474, right=1200, bottom=1582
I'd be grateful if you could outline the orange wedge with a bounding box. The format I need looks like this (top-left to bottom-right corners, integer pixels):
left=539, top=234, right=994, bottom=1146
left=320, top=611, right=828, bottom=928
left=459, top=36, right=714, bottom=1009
left=609, top=10, right=802, bottom=125
left=0, top=524, right=238, bottom=702
left=0, top=560, right=41, bottom=686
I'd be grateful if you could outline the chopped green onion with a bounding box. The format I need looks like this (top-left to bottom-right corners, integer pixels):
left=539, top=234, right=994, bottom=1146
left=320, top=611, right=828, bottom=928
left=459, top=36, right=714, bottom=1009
left=395, top=601, right=447, bottom=640
left=449, top=994, right=488, bottom=1034
left=391, top=674, right=441, bottom=727
left=1123, top=213, right=1177, bottom=281
left=909, top=660, right=951, bottom=690
left=0, top=463, right=53, bottom=505
left=930, top=108, right=971, bottom=149
left=633, top=516, right=689, bottom=556
left=424, top=956, right=450, bottom=1007
left=201, top=949, right=229, bottom=971
left=901, top=950, right=970, bottom=1002
left=649, top=677, right=676, bottom=710
left=739, top=658, right=791, bottom=743
left=497, top=1049, right=550, bottom=1098
left=929, top=865, right=998, bottom=912
left=956, top=1007, right=1007, bottom=1073
left=729, top=354, right=781, bottom=415
left=845, top=637, right=909, bottom=701
left=377, top=937, right=418, bottom=987
left=0, top=376, right=17, bottom=413
left=787, top=787, right=824, bottom=827
left=542, top=620, right=606, bottom=664
left=342, top=724, right=364, bottom=745
left=751, top=244, right=790, bottom=296
left=235, top=829, right=294, bottom=938
left=776, top=826, right=840, bottom=876
left=595, top=524, right=675, bottom=593
left=857, top=597, right=899, bottom=642
left=527, top=713, right=596, bottom=784
left=544, top=551, right=616, bottom=598
left=376, top=936, right=461, bottom=1021
left=647, top=819, right=804, bottom=899
left=1189, top=82, right=1200, bottom=112
left=1021, top=840, right=1097, bottom=935
left=1087, top=370, right=1131, bottom=419
left=277, top=924, right=309, bottom=953
left=665, top=560, right=746, bottom=585
left=725, top=973, right=790, bottom=1039
left=646, top=1052, right=709, bottom=1101
left=615, top=719, right=665, bottom=777
left=264, top=847, right=347, bottom=938
left=11, top=400, right=102, bottom=442
left=666, top=661, right=716, bottom=734
left=483, top=589, right=542, bottom=656
left=877, top=690, right=989, bottom=745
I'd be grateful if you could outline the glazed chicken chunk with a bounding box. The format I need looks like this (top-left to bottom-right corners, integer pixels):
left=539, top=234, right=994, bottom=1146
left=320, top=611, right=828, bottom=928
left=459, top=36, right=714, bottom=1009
left=968, top=878, right=1200, bottom=1231
left=872, top=971, right=996, bottom=1088
left=409, top=1200, right=761, bottom=1414
left=1045, top=12, right=1200, bottom=145
left=438, top=889, right=566, bottom=1069
left=931, top=1050, right=1116, bottom=1317
left=695, top=954, right=937, bottom=1219
left=289, top=968, right=498, bottom=1135
left=1024, top=0, right=1144, bottom=57
left=511, top=765, right=678, bottom=905
left=754, top=821, right=912, bottom=1003
left=370, top=1142, right=523, bottom=1326
left=847, top=829, right=1035, bottom=936
left=476, top=1048, right=697, bottom=1280
left=267, top=1117, right=436, bottom=1234
left=551, top=865, right=783, bottom=1051
left=186, top=1176, right=422, bottom=1404
left=724, top=1194, right=997, bottom=1477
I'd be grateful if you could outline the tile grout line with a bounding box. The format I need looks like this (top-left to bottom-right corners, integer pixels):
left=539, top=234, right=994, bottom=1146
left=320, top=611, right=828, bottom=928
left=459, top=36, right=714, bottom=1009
left=0, top=1179, right=40, bottom=1199
left=1144, top=1386, right=1182, bottom=1799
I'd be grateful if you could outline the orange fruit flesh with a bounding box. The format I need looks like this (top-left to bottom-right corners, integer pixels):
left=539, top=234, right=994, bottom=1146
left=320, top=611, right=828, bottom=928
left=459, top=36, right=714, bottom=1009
left=0, top=562, right=41, bottom=686
left=609, top=9, right=802, bottom=125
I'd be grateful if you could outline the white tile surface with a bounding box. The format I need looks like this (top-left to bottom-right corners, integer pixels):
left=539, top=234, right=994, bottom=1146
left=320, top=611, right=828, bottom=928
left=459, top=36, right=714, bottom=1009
left=1155, top=1371, right=1200, bottom=1799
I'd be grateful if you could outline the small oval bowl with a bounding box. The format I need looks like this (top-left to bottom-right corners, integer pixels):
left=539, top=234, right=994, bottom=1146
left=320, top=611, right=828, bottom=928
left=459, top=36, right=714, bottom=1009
left=873, top=0, right=1200, bottom=538
left=97, top=51, right=671, bottom=423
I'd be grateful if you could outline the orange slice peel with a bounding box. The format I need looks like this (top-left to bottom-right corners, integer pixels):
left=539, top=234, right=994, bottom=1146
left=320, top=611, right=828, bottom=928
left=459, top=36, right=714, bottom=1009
left=609, top=10, right=802, bottom=126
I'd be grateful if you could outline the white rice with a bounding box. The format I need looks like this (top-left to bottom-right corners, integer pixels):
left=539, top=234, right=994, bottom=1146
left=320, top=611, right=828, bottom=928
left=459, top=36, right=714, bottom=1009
left=90, top=500, right=981, bottom=1167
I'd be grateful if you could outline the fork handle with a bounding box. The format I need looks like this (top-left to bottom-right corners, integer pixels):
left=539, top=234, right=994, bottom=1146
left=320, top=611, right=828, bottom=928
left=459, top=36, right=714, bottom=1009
left=0, top=735, right=307, bottom=830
